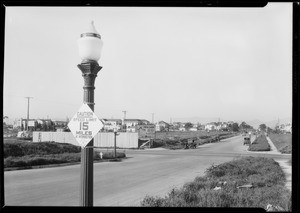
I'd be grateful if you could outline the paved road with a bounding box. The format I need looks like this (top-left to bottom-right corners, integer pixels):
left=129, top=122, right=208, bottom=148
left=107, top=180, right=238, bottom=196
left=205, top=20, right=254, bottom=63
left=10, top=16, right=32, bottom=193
left=4, top=135, right=291, bottom=206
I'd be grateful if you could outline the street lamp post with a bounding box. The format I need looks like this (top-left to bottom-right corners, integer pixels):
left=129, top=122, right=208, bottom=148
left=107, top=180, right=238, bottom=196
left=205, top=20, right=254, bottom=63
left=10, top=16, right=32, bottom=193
left=77, top=21, right=103, bottom=207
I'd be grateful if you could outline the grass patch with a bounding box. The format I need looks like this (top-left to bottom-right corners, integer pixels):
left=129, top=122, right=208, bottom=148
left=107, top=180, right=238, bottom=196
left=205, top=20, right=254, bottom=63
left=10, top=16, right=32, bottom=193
left=4, top=140, right=126, bottom=168
left=4, top=140, right=81, bottom=158
left=151, top=133, right=236, bottom=150
left=268, top=133, right=292, bottom=154
left=140, top=157, right=291, bottom=210
left=4, top=153, right=82, bottom=168
left=248, top=134, right=270, bottom=152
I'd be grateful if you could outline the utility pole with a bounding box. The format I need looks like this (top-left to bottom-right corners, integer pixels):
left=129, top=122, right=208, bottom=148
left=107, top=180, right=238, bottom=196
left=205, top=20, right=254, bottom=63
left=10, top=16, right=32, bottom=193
left=151, top=113, right=154, bottom=124
left=122, top=110, right=127, bottom=132
left=25, top=97, right=33, bottom=131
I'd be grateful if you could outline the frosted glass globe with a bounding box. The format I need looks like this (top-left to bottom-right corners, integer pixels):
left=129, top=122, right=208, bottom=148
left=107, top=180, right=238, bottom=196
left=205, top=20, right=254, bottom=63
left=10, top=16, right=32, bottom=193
left=78, top=21, right=103, bottom=62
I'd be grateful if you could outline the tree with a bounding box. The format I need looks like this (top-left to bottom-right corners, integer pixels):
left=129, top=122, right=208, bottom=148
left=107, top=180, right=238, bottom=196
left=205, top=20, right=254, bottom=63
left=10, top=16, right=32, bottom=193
left=3, top=116, right=8, bottom=125
left=184, top=122, right=193, bottom=131
left=231, top=123, right=239, bottom=132
left=239, top=121, right=253, bottom=131
left=259, top=124, right=267, bottom=132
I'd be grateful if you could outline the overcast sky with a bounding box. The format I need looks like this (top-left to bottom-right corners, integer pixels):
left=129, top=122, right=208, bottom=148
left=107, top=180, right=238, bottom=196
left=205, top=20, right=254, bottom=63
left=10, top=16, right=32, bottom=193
left=3, top=3, right=292, bottom=124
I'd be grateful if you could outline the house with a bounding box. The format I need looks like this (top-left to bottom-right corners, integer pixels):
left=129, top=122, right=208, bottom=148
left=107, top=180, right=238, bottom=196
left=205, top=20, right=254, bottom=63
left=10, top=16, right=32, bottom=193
left=189, top=123, right=199, bottom=131
left=102, top=119, right=122, bottom=131
left=172, top=122, right=181, bottom=131
left=156, top=121, right=170, bottom=131
left=136, top=124, right=155, bottom=138
left=279, top=123, right=292, bottom=133
left=123, top=119, right=143, bottom=129
left=205, top=122, right=217, bottom=131
left=52, top=120, right=68, bottom=128
left=140, top=119, right=151, bottom=125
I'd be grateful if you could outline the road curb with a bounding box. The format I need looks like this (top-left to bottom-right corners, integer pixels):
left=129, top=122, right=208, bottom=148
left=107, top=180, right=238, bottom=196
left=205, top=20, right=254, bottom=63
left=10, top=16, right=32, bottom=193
left=4, top=158, right=128, bottom=172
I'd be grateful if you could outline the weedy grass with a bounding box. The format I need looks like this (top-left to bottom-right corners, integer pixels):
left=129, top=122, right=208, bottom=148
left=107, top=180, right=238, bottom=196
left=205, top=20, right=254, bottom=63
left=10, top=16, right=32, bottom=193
left=140, top=157, right=291, bottom=210
left=268, top=133, right=292, bottom=154
left=4, top=153, right=81, bottom=168
left=248, top=134, right=270, bottom=151
left=4, top=141, right=126, bottom=168
left=152, top=132, right=236, bottom=149
left=4, top=141, right=81, bottom=158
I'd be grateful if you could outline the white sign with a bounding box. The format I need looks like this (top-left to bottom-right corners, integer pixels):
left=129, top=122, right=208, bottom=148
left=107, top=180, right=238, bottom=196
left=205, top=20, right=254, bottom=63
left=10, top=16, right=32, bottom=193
left=68, top=103, right=104, bottom=148
left=28, top=121, right=35, bottom=127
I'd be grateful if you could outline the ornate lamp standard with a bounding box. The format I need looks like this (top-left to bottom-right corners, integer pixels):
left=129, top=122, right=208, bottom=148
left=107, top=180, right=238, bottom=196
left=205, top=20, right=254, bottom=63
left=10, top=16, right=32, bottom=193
left=77, top=21, right=103, bottom=206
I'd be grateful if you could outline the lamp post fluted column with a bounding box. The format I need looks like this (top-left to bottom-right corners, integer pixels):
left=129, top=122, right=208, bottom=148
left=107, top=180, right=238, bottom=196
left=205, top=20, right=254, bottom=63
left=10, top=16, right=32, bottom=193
left=78, top=61, right=102, bottom=206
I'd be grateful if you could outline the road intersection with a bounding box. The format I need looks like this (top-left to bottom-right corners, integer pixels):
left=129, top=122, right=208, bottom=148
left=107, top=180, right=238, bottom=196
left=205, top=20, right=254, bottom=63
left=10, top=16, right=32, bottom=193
left=4, top=135, right=291, bottom=206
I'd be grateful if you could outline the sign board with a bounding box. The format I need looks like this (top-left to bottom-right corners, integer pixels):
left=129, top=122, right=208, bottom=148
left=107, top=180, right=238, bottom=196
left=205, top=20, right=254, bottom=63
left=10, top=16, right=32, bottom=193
left=68, top=103, right=104, bottom=148
left=28, top=121, right=35, bottom=127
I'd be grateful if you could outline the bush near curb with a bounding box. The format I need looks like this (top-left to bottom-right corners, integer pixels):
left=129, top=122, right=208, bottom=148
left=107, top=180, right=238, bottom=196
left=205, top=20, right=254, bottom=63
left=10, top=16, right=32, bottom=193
left=95, top=151, right=126, bottom=159
left=248, top=134, right=270, bottom=151
left=141, top=157, right=291, bottom=210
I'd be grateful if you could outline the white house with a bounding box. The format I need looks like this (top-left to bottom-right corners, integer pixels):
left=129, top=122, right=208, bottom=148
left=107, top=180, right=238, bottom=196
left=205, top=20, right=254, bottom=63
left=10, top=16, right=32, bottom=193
left=280, top=123, right=292, bottom=133
left=156, top=121, right=170, bottom=131
left=103, top=119, right=122, bottom=131
left=205, top=122, right=217, bottom=131
left=123, top=119, right=143, bottom=130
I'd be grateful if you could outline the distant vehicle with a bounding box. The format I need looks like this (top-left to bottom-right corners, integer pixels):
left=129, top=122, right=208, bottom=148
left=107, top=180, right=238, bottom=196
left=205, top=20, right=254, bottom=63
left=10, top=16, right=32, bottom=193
left=184, top=139, right=197, bottom=149
left=243, top=135, right=251, bottom=145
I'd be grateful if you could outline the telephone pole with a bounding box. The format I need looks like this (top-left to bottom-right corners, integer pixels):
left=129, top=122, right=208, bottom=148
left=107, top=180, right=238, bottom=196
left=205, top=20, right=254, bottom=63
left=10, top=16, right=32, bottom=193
left=122, top=110, right=127, bottom=131
left=25, top=97, right=33, bottom=131
left=151, top=113, right=154, bottom=124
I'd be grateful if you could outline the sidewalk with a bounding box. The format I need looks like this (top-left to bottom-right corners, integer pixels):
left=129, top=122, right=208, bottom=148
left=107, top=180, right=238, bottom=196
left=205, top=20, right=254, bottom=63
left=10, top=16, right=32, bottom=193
left=266, top=136, right=292, bottom=192
left=266, top=136, right=281, bottom=154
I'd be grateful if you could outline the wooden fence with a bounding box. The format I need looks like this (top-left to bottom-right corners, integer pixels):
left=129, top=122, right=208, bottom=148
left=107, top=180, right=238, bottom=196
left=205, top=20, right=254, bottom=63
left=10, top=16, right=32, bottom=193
left=32, top=131, right=139, bottom=148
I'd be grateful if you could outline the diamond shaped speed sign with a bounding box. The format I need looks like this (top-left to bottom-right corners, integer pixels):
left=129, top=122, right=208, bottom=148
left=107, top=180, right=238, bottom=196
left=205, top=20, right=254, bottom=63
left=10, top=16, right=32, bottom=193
left=68, top=103, right=104, bottom=148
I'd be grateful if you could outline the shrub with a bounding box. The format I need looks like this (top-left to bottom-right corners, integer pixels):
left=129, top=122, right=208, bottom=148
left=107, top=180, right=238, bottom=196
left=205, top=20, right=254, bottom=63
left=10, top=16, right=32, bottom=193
left=94, top=150, right=126, bottom=159
left=248, top=134, right=270, bottom=151
left=152, top=140, right=165, bottom=148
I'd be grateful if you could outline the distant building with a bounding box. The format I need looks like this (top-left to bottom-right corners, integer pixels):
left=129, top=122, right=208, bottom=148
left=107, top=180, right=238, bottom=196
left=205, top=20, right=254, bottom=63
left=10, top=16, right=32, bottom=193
left=279, top=123, right=292, bottom=133
left=140, top=119, right=151, bottom=125
left=156, top=121, right=170, bottom=131
left=102, top=119, right=122, bottom=131
left=124, top=119, right=143, bottom=128
left=136, top=124, right=155, bottom=138
left=205, top=122, right=217, bottom=131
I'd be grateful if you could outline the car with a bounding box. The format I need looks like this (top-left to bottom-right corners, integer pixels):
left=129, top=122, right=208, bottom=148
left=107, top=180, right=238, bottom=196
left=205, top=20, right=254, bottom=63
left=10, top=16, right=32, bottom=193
left=243, top=136, right=251, bottom=145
